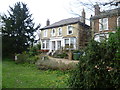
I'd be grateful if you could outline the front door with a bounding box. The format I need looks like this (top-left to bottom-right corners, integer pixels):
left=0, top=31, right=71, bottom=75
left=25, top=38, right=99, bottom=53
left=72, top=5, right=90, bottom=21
left=57, top=41, right=61, bottom=49
left=52, top=41, right=55, bottom=50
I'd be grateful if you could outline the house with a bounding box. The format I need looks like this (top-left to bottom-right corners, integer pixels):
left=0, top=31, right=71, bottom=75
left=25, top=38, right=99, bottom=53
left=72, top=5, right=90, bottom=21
left=40, top=9, right=90, bottom=54
left=90, top=4, right=120, bottom=42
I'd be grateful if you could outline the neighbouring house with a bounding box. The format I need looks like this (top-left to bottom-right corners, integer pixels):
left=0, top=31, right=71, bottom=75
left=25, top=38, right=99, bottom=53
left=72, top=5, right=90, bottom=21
left=90, top=4, right=120, bottom=42
left=40, top=9, right=90, bottom=54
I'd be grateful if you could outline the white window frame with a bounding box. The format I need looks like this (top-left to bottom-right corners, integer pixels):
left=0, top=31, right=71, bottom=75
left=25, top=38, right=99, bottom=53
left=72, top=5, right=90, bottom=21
left=117, top=16, right=120, bottom=27
left=99, top=18, right=108, bottom=31
left=64, top=38, right=75, bottom=49
left=42, top=40, right=49, bottom=49
left=51, top=28, right=56, bottom=36
left=46, top=40, right=49, bottom=49
left=58, top=27, right=62, bottom=36
left=43, top=30, right=47, bottom=37
left=67, top=25, right=73, bottom=35
left=42, top=40, right=46, bottom=49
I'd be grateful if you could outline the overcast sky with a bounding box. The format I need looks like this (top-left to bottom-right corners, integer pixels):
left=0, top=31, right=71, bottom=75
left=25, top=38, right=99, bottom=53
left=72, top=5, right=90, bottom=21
left=0, top=0, right=115, bottom=40
left=0, top=0, right=114, bottom=27
left=0, top=0, right=75, bottom=27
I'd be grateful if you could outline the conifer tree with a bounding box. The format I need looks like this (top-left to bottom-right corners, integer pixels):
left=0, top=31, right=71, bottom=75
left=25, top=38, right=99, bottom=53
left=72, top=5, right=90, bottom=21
left=2, top=2, right=40, bottom=57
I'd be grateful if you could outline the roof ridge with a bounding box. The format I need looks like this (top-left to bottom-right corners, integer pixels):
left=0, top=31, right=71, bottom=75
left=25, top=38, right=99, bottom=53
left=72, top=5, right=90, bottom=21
left=101, top=7, right=120, bottom=13
left=40, top=17, right=89, bottom=30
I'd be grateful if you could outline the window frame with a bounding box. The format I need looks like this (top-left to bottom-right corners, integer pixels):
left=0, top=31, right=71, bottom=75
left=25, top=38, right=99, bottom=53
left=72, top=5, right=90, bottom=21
left=51, top=28, right=56, bottom=36
left=46, top=40, right=49, bottom=49
left=42, top=40, right=49, bottom=49
left=42, top=40, right=45, bottom=49
left=43, top=30, right=47, bottom=37
left=64, top=37, right=75, bottom=49
left=99, top=18, right=108, bottom=31
left=58, top=27, right=62, bottom=36
left=67, top=25, right=73, bottom=35
left=117, top=16, right=120, bottom=27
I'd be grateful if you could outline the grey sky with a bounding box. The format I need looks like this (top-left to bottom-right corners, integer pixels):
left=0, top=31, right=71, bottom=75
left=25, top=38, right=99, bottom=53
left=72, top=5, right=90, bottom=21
left=0, top=0, right=115, bottom=40
left=0, top=0, right=75, bottom=27
left=0, top=0, right=114, bottom=27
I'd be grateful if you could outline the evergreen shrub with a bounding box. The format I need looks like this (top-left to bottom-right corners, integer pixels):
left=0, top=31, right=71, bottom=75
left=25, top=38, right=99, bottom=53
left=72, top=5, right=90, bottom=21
left=68, top=28, right=120, bottom=89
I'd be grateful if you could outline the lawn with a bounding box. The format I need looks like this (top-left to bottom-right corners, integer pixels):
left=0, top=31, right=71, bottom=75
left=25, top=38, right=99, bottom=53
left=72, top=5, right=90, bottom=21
left=2, top=59, right=69, bottom=88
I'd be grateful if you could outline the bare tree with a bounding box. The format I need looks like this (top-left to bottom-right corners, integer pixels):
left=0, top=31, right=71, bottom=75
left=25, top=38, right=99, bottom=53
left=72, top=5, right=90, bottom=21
left=67, top=0, right=119, bottom=22
left=66, top=0, right=120, bottom=42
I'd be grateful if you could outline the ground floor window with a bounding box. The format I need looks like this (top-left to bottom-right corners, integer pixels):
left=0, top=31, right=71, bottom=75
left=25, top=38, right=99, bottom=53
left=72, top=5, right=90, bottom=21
left=65, top=39, right=69, bottom=48
left=42, top=40, right=45, bottom=48
left=94, top=33, right=109, bottom=42
left=64, top=37, right=76, bottom=49
left=41, top=40, right=50, bottom=49
left=46, top=40, right=49, bottom=49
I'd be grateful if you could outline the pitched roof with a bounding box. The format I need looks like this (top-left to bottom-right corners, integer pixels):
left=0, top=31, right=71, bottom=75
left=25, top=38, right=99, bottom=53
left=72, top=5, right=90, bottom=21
left=40, top=17, right=90, bottom=30
left=91, top=7, right=120, bottom=20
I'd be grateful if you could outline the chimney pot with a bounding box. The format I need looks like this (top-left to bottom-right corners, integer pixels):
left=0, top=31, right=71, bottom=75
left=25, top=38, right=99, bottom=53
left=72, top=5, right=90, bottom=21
left=46, top=19, right=50, bottom=26
left=81, top=8, right=85, bottom=24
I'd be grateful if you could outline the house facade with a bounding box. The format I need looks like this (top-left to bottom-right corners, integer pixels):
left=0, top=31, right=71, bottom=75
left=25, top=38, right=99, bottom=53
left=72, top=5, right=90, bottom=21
left=40, top=10, right=90, bottom=53
left=90, top=4, right=120, bottom=42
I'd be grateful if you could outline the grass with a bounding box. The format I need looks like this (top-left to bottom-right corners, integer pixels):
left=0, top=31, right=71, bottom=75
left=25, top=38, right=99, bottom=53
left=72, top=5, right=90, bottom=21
left=2, top=59, right=69, bottom=88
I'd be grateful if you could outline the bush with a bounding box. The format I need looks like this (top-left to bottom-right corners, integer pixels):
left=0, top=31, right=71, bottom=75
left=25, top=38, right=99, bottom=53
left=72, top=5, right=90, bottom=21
left=15, top=52, right=29, bottom=64
left=53, top=50, right=68, bottom=59
left=27, top=55, right=39, bottom=64
left=68, top=28, right=120, bottom=88
left=36, top=55, right=77, bottom=71
left=16, top=51, right=39, bottom=64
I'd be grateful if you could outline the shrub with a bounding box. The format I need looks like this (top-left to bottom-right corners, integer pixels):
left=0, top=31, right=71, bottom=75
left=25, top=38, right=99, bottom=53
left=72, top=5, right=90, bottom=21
left=28, top=46, right=38, bottom=56
left=15, top=51, right=29, bottom=64
left=53, top=50, right=68, bottom=59
left=36, top=55, right=77, bottom=71
left=68, top=28, right=120, bottom=88
left=16, top=51, right=39, bottom=64
left=27, top=55, right=39, bottom=64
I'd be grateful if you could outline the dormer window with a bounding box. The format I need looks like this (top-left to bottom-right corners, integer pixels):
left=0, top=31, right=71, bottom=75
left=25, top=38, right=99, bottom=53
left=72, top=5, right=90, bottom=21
left=51, top=29, right=56, bottom=36
left=44, top=30, right=47, bottom=37
left=58, top=27, right=62, bottom=36
left=67, top=25, right=73, bottom=35
left=99, top=18, right=108, bottom=31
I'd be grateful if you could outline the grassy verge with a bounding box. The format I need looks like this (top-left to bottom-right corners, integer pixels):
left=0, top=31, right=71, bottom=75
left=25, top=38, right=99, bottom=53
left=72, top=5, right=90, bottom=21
left=2, top=59, right=69, bottom=88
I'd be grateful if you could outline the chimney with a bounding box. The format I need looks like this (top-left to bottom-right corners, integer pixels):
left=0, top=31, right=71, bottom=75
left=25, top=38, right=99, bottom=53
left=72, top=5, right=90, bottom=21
left=94, top=4, right=100, bottom=15
left=46, top=19, right=50, bottom=26
left=81, top=8, right=85, bottom=24
left=90, top=15, right=93, bottom=28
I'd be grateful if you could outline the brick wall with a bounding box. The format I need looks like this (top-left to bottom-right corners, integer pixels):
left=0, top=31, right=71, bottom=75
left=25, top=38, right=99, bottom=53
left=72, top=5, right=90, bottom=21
left=93, top=15, right=118, bottom=34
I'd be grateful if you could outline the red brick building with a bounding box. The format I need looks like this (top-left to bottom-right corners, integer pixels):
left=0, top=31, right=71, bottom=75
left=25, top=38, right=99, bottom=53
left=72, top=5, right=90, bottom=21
left=90, top=4, right=120, bottom=41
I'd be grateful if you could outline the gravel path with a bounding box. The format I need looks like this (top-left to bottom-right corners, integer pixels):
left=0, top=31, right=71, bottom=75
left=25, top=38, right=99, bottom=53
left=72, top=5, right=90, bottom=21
left=48, top=56, right=79, bottom=64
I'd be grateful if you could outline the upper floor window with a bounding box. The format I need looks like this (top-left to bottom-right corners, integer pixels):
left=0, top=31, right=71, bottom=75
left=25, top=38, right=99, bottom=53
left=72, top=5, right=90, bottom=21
left=117, top=16, right=120, bottom=27
left=51, top=29, right=56, bottom=36
left=99, top=18, right=108, bottom=31
left=67, top=25, right=73, bottom=35
left=44, top=30, right=47, bottom=37
left=58, top=27, right=62, bottom=36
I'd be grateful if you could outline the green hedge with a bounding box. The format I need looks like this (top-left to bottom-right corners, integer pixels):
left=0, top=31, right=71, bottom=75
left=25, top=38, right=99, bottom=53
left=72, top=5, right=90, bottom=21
left=68, top=28, right=120, bottom=88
